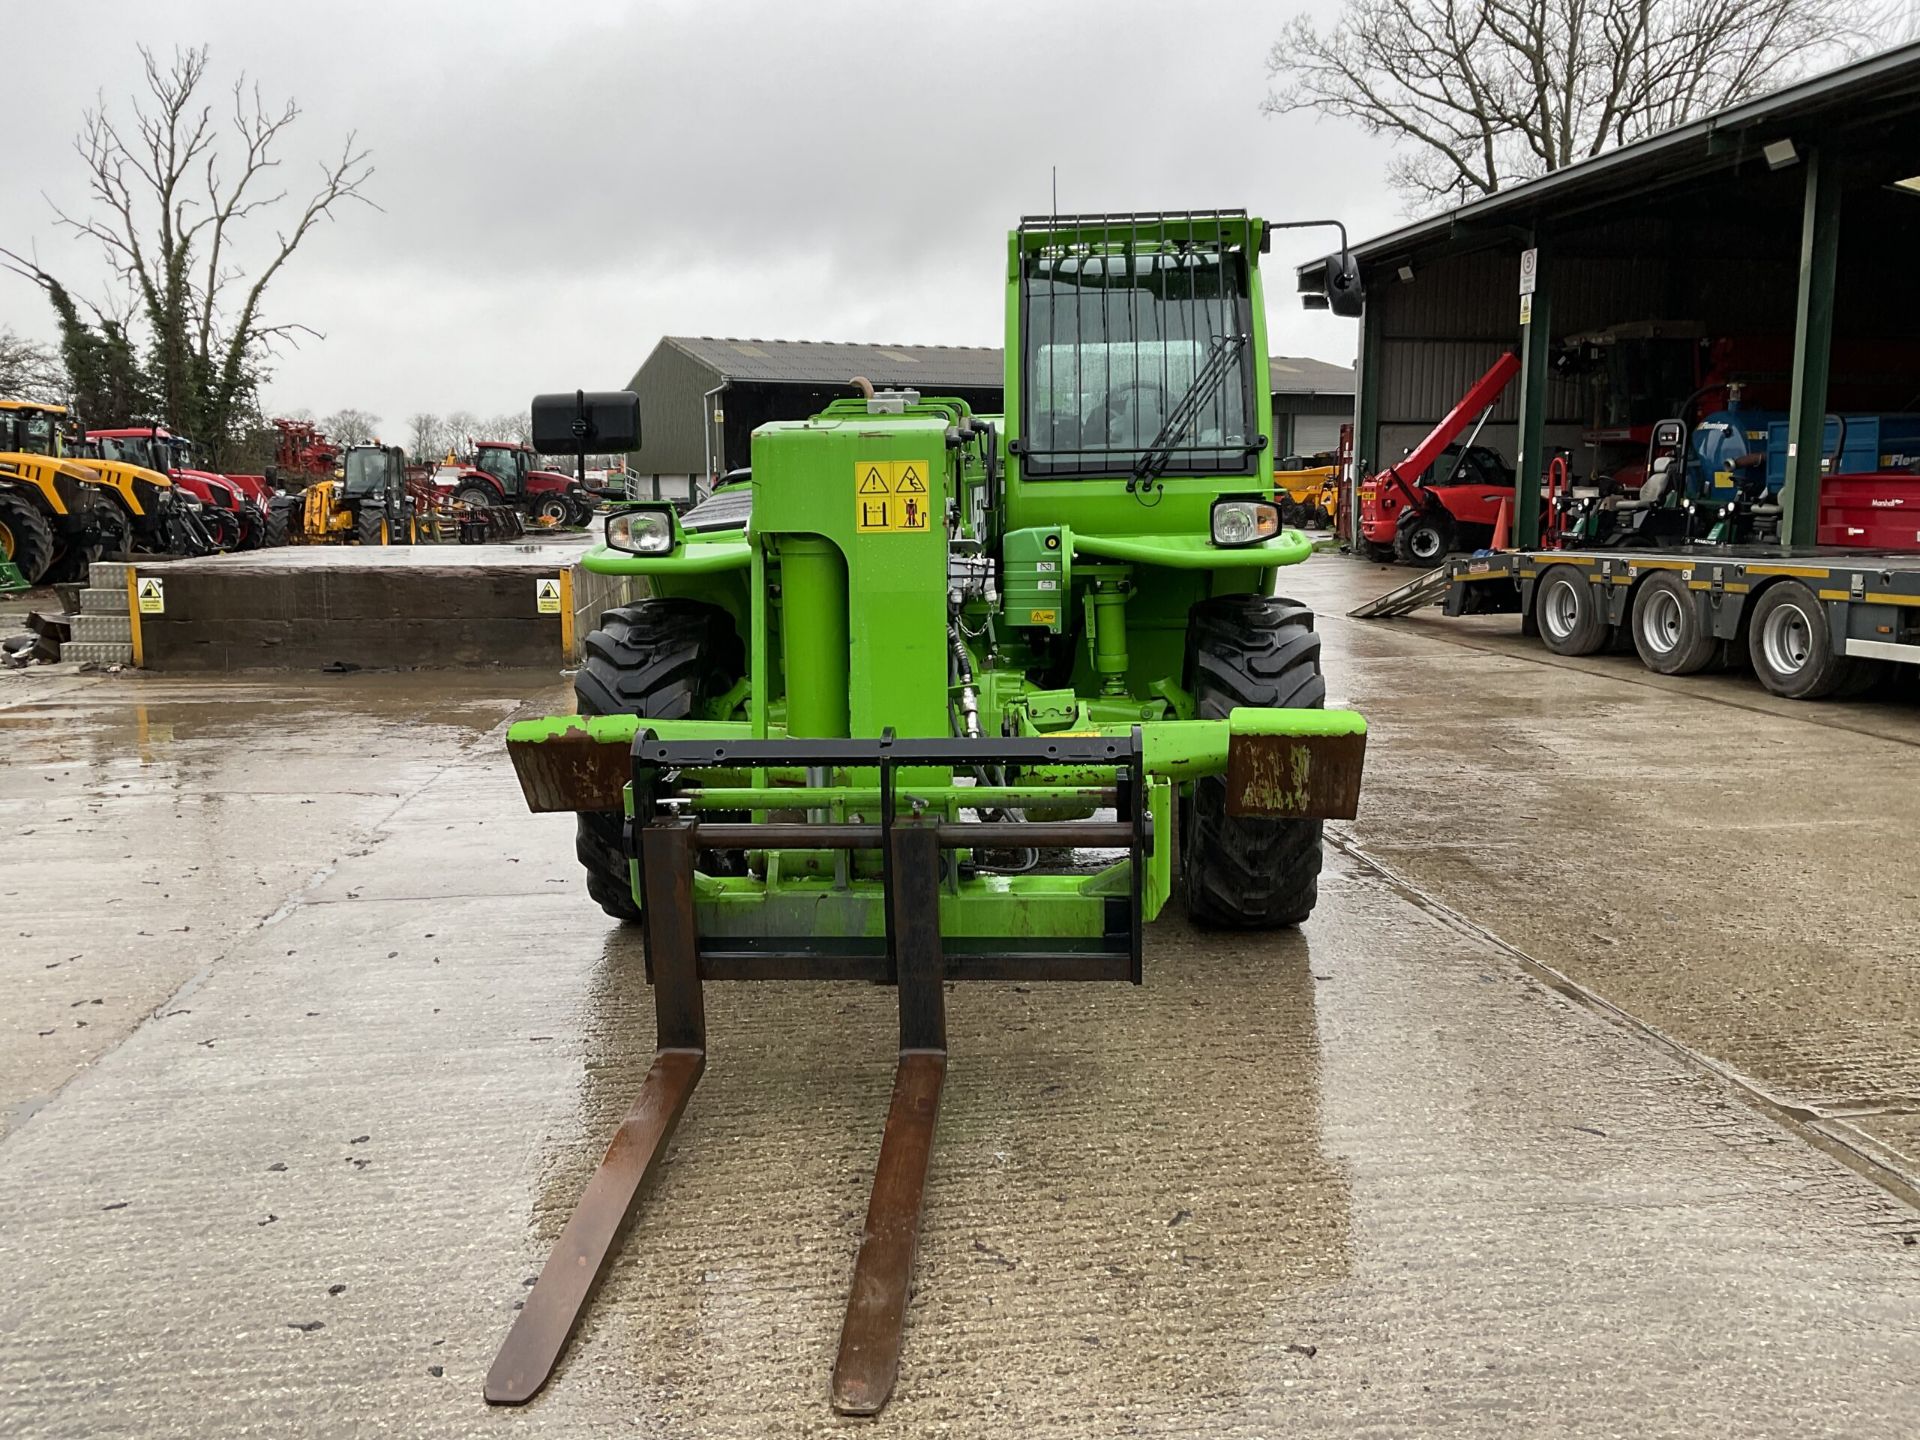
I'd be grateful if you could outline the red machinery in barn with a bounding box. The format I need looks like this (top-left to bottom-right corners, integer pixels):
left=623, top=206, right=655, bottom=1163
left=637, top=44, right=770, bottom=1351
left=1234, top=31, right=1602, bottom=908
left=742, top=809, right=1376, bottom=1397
left=1357, top=352, right=1522, bottom=564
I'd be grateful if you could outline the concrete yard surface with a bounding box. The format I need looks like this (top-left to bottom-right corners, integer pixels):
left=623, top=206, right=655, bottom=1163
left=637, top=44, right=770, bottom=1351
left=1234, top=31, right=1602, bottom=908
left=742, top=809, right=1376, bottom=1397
left=0, top=563, right=1917, bottom=1436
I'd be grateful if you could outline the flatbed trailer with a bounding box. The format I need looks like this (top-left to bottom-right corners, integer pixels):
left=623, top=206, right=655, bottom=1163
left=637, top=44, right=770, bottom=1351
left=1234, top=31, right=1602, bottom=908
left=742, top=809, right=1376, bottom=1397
left=1432, top=546, right=1920, bottom=700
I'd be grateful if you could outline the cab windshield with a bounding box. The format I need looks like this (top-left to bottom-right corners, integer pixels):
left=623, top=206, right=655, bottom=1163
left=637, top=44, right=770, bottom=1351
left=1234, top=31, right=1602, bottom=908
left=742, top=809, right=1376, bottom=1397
left=0, top=408, right=60, bottom=456
left=343, top=449, right=389, bottom=497
left=1021, top=244, right=1255, bottom=479
left=96, top=435, right=166, bottom=470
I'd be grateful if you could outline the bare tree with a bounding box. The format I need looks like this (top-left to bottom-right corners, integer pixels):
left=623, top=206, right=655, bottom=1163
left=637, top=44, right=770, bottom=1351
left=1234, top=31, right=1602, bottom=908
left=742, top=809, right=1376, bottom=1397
left=323, top=407, right=379, bottom=445
left=442, top=409, right=480, bottom=459
left=482, top=411, right=534, bottom=448
left=0, top=329, right=69, bottom=403
left=405, top=411, right=440, bottom=459
left=2, top=45, right=374, bottom=460
left=1263, top=0, right=1892, bottom=211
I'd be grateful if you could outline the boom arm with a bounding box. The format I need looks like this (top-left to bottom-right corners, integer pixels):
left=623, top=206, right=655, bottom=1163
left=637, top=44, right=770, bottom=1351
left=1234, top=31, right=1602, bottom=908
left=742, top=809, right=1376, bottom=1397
left=1369, top=351, right=1521, bottom=498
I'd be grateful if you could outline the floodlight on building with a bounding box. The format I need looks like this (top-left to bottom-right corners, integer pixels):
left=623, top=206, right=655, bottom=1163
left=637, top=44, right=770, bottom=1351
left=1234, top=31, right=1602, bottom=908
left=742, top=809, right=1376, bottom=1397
left=1763, top=138, right=1799, bottom=170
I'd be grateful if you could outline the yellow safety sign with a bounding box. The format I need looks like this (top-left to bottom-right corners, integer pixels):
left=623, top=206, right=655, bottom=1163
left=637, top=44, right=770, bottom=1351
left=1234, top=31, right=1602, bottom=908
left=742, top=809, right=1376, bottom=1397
left=536, top=577, right=562, bottom=614
left=853, top=460, right=934, bottom=534
left=137, top=577, right=165, bottom=614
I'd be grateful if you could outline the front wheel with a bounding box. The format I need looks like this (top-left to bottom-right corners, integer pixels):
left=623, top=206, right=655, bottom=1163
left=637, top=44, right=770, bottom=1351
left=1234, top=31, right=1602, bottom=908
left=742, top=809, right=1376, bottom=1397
left=1393, top=510, right=1454, bottom=567
left=534, top=496, right=572, bottom=527
left=0, top=492, right=57, bottom=584
left=456, top=486, right=496, bottom=511
left=573, top=599, right=747, bottom=920
left=354, top=508, right=387, bottom=546
left=203, top=509, right=242, bottom=551
left=1180, top=594, right=1326, bottom=929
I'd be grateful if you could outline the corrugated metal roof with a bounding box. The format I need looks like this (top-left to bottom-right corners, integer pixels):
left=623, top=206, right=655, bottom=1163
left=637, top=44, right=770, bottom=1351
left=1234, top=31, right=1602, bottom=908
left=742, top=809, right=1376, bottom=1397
left=1300, top=41, right=1920, bottom=276
left=654, top=336, right=1353, bottom=397
left=661, top=336, right=1005, bottom=388
left=1268, top=355, right=1354, bottom=396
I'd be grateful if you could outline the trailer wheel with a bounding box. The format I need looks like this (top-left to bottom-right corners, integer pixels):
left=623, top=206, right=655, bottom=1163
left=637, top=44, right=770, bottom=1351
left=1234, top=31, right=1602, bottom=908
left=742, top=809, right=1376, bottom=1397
left=1630, top=572, right=1717, bottom=675
left=1535, top=565, right=1610, bottom=656
left=1181, top=594, right=1325, bottom=929
left=1393, top=511, right=1454, bottom=567
left=1748, top=580, right=1866, bottom=700
left=0, top=492, right=56, bottom=585
left=574, top=599, right=747, bottom=921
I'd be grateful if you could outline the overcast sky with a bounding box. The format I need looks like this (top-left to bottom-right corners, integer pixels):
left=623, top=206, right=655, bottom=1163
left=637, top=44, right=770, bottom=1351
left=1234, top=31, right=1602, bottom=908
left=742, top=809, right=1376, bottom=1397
left=3, top=0, right=1403, bottom=430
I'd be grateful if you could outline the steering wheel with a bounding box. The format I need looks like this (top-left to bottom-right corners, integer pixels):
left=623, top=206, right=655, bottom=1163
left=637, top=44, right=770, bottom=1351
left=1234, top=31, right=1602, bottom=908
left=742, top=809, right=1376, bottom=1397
left=1087, top=379, right=1170, bottom=439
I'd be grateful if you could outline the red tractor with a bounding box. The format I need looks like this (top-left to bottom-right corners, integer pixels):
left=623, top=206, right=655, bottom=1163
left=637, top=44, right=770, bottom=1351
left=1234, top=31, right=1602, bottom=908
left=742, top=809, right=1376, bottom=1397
left=87, top=426, right=271, bottom=550
left=1356, top=352, right=1522, bottom=565
left=450, top=440, right=597, bottom=526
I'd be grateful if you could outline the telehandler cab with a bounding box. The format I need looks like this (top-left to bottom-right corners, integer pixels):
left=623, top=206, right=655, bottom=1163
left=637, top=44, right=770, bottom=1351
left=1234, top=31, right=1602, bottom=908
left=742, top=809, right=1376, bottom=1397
left=268, top=442, right=418, bottom=545
left=492, top=211, right=1368, bottom=1415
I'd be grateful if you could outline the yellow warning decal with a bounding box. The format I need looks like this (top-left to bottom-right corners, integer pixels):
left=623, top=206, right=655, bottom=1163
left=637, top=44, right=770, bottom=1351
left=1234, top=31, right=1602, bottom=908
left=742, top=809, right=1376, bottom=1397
left=854, top=460, right=934, bottom=533
left=1028, top=609, right=1058, bottom=624
left=137, top=576, right=165, bottom=614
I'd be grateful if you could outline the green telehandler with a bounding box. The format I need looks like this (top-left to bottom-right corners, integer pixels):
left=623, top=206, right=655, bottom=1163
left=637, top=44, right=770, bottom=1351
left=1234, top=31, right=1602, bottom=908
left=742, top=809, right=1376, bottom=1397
left=491, top=211, right=1369, bottom=1414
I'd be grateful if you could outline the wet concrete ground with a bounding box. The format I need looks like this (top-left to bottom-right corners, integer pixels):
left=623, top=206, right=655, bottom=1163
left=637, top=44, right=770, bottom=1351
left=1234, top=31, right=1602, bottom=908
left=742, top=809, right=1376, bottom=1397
left=1, top=569, right=1917, bottom=1437
left=1288, top=553, right=1920, bottom=1198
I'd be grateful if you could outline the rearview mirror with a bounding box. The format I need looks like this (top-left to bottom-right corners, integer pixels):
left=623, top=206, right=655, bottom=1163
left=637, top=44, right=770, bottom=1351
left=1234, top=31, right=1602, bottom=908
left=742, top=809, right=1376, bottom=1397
left=1322, top=250, right=1365, bottom=318
left=532, top=390, right=642, bottom=454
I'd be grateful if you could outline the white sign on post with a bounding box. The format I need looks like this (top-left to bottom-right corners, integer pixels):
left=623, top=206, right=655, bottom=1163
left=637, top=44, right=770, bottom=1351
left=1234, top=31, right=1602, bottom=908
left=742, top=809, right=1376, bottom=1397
left=1518, top=247, right=1539, bottom=296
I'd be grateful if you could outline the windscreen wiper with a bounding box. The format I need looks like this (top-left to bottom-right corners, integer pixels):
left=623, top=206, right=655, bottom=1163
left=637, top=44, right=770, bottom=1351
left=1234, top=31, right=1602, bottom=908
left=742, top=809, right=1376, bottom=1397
left=1131, top=332, right=1248, bottom=490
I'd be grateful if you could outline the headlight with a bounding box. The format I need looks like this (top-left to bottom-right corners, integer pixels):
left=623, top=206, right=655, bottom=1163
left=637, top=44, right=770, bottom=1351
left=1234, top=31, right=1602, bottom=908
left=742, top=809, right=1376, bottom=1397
left=605, top=508, right=676, bottom=555
left=1210, top=498, right=1281, bottom=548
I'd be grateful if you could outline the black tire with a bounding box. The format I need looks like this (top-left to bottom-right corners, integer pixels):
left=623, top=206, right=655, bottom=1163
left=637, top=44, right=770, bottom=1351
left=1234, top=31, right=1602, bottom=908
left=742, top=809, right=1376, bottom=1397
left=264, top=503, right=291, bottom=547
left=236, top=508, right=265, bottom=550
left=1535, top=564, right=1610, bottom=656
left=354, top=507, right=387, bottom=546
left=534, top=495, right=572, bottom=526
left=1631, top=571, right=1717, bottom=675
left=1363, top=539, right=1399, bottom=564
left=1393, top=509, right=1455, bottom=567
left=574, top=600, right=746, bottom=921
left=93, top=500, right=131, bottom=563
left=456, top=486, right=496, bottom=511
left=203, top=508, right=242, bottom=552
left=1747, top=580, right=1866, bottom=700
left=0, top=491, right=56, bottom=584
left=1180, top=594, right=1326, bottom=929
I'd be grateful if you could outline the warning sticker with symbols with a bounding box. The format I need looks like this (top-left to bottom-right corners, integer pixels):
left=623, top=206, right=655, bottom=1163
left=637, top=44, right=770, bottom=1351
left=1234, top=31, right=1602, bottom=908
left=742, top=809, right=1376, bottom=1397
left=535, top=577, right=562, bottom=614
left=853, top=460, right=934, bottom=533
left=137, top=576, right=165, bottom=614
